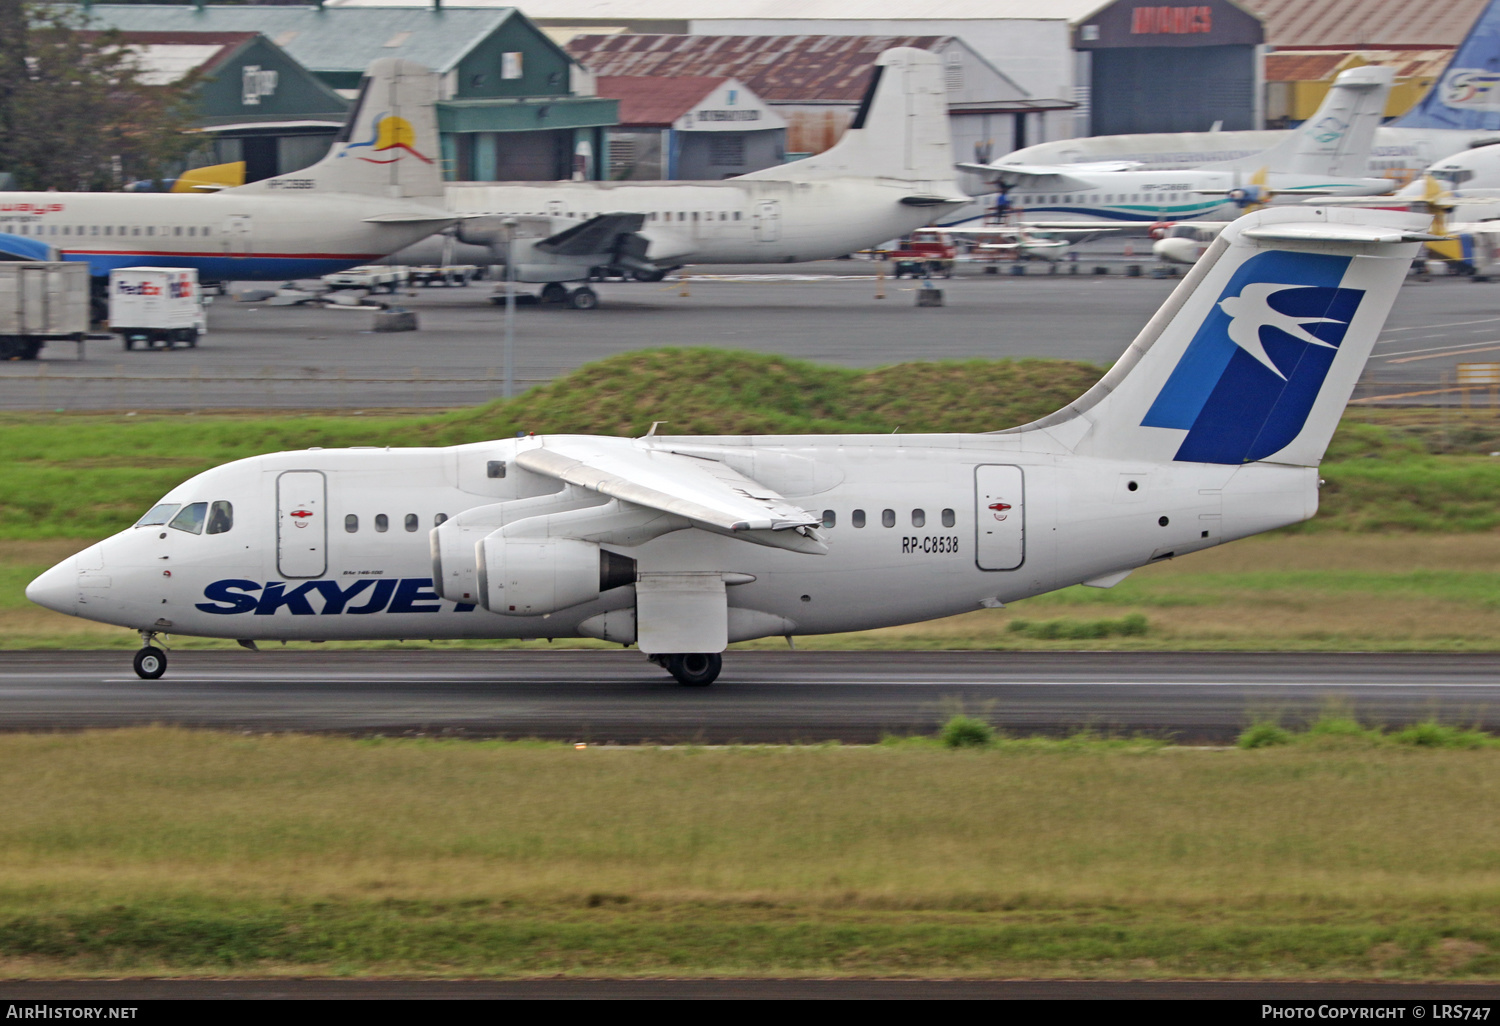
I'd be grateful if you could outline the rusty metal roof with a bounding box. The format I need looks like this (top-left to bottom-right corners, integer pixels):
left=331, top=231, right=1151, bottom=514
left=568, top=34, right=952, bottom=103
left=1246, top=0, right=1488, bottom=47
left=597, top=75, right=729, bottom=125
left=1265, top=48, right=1454, bottom=81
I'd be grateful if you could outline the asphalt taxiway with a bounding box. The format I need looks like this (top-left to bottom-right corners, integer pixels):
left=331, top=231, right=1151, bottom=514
left=4, top=650, right=1499, bottom=744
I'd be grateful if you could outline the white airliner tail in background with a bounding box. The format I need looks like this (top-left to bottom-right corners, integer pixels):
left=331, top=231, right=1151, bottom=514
left=736, top=47, right=955, bottom=189
left=1004, top=206, right=1433, bottom=469
left=231, top=58, right=445, bottom=201
left=1206, top=66, right=1394, bottom=178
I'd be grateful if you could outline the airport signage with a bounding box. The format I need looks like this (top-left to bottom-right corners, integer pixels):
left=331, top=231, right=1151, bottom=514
left=1074, top=0, right=1263, bottom=48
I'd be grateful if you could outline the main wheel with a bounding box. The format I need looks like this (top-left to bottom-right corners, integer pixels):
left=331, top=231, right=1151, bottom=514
left=632, top=268, right=667, bottom=283
left=567, top=287, right=599, bottom=310
left=666, top=653, right=721, bottom=686
left=133, top=646, right=167, bottom=680
left=540, top=282, right=569, bottom=304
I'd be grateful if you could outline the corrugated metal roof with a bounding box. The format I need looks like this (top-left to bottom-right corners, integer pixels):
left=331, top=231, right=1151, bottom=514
left=597, top=74, right=728, bottom=124
left=569, top=33, right=954, bottom=102
left=1245, top=0, right=1488, bottom=47
left=1265, top=48, right=1453, bottom=81
left=81, top=5, right=519, bottom=74
left=331, top=0, right=1107, bottom=21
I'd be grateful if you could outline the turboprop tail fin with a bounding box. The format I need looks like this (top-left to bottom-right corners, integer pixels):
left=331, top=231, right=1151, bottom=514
left=735, top=47, right=957, bottom=188
left=231, top=59, right=444, bottom=200
left=1208, top=65, right=1393, bottom=177
left=1006, top=206, right=1432, bottom=467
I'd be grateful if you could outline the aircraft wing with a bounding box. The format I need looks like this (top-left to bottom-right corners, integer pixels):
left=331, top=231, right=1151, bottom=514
left=516, top=436, right=823, bottom=537
left=931, top=225, right=1123, bottom=236
left=363, top=210, right=461, bottom=224
left=955, top=162, right=1096, bottom=191
left=536, top=212, right=647, bottom=256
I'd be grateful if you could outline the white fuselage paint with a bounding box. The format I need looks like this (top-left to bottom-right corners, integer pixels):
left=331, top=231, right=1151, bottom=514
left=45, top=434, right=1310, bottom=644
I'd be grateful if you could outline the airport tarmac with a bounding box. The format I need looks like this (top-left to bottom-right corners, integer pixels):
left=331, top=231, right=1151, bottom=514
left=0, top=259, right=1493, bottom=410
left=4, top=650, right=1498, bottom=743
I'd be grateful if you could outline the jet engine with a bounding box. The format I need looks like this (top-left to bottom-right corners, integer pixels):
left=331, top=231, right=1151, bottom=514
left=476, top=535, right=636, bottom=616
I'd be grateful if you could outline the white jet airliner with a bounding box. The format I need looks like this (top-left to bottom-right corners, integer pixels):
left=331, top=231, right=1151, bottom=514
left=381, top=48, right=967, bottom=309
left=0, top=59, right=454, bottom=283
left=1001, top=0, right=1500, bottom=179
left=962, top=66, right=1396, bottom=224
left=28, top=205, right=1433, bottom=686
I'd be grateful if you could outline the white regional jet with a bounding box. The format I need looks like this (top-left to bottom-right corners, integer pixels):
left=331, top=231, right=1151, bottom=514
left=28, top=205, right=1433, bottom=686
left=1000, top=0, right=1500, bottom=179
left=382, top=47, right=966, bottom=309
left=964, top=66, right=1397, bottom=224
left=0, top=59, right=455, bottom=283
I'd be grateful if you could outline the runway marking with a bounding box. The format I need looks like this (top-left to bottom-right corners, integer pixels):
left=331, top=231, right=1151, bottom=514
left=1380, top=316, right=1500, bottom=334
left=1381, top=341, right=1500, bottom=362
left=89, top=678, right=1500, bottom=688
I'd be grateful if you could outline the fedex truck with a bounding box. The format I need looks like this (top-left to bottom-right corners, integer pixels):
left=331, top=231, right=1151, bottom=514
left=108, top=267, right=205, bottom=351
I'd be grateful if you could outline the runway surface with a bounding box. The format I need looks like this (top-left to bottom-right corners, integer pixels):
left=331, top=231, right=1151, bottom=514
left=4, top=650, right=1499, bottom=743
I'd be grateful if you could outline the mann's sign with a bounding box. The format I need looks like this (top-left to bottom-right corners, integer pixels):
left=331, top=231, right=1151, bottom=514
left=1131, top=6, right=1213, bottom=35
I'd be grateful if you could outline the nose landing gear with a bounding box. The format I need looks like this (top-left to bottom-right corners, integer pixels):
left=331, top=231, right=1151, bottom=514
left=133, top=630, right=167, bottom=679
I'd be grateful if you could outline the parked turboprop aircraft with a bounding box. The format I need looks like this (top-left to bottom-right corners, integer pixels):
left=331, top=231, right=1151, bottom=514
left=379, top=47, right=966, bottom=309
left=999, top=0, right=1500, bottom=178
left=0, top=59, right=455, bottom=283
left=28, top=205, right=1432, bottom=686
left=961, top=66, right=1396, bottom=224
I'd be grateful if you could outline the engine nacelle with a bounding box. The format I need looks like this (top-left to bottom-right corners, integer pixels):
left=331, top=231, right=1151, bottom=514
left=477, top=535, right=636, bottom=616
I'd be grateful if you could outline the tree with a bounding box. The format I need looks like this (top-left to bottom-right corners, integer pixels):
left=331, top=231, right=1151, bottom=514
left=0, top=0, right=200, bottom=191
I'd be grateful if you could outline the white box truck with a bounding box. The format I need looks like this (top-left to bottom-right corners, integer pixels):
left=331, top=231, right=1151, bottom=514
left=109, top=267, right=206, bottom=350
left=0, top=262, right=89, bottom=360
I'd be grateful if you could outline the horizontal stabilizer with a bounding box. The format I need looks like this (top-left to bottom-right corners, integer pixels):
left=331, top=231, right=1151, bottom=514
left=1241, top=222, right=1441, bottom=243
left=516, top=436, right=822, bottom=534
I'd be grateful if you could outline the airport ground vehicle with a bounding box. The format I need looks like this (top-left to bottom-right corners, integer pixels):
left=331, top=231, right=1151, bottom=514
left=109, top=267, right=205, bottom=350
left=26, top=206, right=1435, bottom=685
left=322, top=266, right=410, bottom=293
left=0, top=261, right=88, bottom=360
left=407, top=265, right=480, bottom=287
left=887, top=231, right=957, bottom=277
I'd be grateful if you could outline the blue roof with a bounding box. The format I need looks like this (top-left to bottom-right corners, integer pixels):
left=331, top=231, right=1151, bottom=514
left=75, top=4, right=520, bottom=75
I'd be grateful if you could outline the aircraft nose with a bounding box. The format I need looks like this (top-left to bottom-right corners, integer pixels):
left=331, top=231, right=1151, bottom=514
left=25, top=557, right=77, bottom=615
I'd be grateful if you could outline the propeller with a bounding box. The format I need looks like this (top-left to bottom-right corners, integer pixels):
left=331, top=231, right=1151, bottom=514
left=1225, top=168, right=1274, bottom=211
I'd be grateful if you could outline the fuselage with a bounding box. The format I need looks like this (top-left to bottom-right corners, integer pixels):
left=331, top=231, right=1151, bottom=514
left=0, top=191, right=450, bottom=281
left=447, top=179, right=964, bottom=266
left=28, top=434, right=1316, bottom=643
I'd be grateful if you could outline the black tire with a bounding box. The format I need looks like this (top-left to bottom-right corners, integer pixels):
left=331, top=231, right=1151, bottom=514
left=632, top=269, right=667, bottom=283
left=567, top=287, right=599, bottom=311
left=122, top=336, right=133, bottom=351
left=540, top=282, right=569, bottom=304
left=666, top=653, right=721, bottom=686
left=133, top=646, right=167, bottom=680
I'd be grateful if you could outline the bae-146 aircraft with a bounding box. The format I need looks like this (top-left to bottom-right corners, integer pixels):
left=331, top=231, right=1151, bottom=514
left=961, top=66, right=1396, bottom=225
left=999, top=0, right=1500, bottom=178
left=28, top=205, right=1433, bottom=686
left=0, top=59, right=455, bottom=283
left=379, top=48, right=967, bottom=309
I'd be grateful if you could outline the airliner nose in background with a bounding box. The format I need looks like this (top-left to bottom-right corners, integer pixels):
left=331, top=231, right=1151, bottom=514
left=0, top=58, right=457, bottom=282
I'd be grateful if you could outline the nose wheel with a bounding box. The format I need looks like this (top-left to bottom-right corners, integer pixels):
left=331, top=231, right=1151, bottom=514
left=133, top=630, right=167, bottom=679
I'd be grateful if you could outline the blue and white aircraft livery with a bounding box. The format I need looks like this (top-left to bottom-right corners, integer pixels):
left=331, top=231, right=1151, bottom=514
left=1002, top=0, right=1500, bottom=178
left=29, top=205, right=1433, bottom=686
left=0, top=59, right=455, bottom=282
left=960, top=67, right=1396, bottom=224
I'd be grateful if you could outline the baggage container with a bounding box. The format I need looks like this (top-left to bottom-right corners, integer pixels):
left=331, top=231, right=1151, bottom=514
left=0, top=261, right=89, bottom=360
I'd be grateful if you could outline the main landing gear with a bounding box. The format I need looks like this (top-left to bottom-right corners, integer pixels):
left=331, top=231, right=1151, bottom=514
left=652, top=653, right=722, bottom=686
left=538, top=283, right=599, bottom=309
left=133, top=630, right=167, bottom=679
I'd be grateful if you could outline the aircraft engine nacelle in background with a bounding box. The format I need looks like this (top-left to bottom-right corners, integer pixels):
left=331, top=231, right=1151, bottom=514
left=476, top=535, right=637, bottom=616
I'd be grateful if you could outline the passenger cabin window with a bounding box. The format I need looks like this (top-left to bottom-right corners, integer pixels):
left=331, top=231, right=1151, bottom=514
left=911, top=509, right=925, bottom=528
left=822, top=510, right=836, bottom=528
left=434, top=513, right=448, bottom=526
left=486, top=460, right=506, bottom=478
left=852, top=509, right=866, bottom=528
left=404, top=513, right=418, bottom=532
left=881, top=509, right=896, bottom=528
left=345, top=514, right=359, bottom=533
left=135, top=503, right=179, bottom=527
left=375, top=514, right=389, bottom=532
left=941, top=508, right=955, bottom=528
left=169, top=502, right=207, bottom=535
left=206, top=501, right=233, bottom=535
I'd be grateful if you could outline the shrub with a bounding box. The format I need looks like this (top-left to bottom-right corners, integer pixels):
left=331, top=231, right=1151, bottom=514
left=939, top=715, right=995, bottom=749
left=1238, top=722, right=1293, bottom=749
left=1391, top=721, right=1494, bottom=749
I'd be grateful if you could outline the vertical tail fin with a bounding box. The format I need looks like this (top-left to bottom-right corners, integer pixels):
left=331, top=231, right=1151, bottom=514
left=735, top=47, right=955, bottom=186
left=1007, top=206, right=1430, bottom=467
left=231, top=59, right=444, bottom=200
left=1210, top=66, right=1393, bottom=177
left=1392, top=0, right=1500, bottom=131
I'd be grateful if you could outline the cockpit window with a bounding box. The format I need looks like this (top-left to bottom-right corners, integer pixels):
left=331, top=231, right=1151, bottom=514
left=135, top=503, right=180, bottom=527
left=168, top=502, right=207, bottom=535
left=206, top=500, right=233, bottom=535
left=1434, top=168, right=1475, bottom=186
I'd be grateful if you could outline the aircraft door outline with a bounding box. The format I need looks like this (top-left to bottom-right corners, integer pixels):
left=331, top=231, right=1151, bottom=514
left=974, top=464, right=1024, bottom=571
left=276, top=470, right=327, bottom=579
left=754, top=200, right=781, bottom=242
left=222, top=215, right=252, bottom=258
